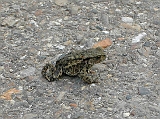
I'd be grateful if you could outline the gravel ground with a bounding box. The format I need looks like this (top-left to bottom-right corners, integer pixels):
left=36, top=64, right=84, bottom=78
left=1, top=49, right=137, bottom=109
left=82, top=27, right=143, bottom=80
left=0, top=0, right=160, bottom=119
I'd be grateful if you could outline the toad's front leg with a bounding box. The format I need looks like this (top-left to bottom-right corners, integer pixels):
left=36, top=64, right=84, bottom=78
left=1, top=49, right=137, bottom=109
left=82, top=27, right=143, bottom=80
left=78, top=67, right=99, bottom=84
left=41, top=63, right=62, bottom=82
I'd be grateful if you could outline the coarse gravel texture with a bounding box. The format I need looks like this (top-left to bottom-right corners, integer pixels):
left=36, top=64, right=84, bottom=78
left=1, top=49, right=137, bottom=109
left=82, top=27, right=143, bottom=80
left=0, top=0, right=160, bottom=119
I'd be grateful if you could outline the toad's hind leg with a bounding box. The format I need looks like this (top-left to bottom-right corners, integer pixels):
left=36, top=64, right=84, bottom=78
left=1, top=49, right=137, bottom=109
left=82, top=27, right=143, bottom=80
left=78, top=67, right=99, bottom=84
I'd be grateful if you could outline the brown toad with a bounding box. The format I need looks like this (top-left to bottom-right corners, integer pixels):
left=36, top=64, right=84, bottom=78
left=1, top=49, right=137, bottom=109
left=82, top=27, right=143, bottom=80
left=41, top=47, right=106, bottom=83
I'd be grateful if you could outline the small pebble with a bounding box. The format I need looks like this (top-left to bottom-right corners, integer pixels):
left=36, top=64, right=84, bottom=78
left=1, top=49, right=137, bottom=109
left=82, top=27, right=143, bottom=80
left=91, top=9, right=98, bottom=14
left=10, top=100, right=15, bottom=104
left=69, top=103, right=78, bottom=107
left=93, top=38, right=112, bottom=48
left=156, top=49, right=160, bottom=57
left=136, top=2, right=142, bottom=4
left=67, top=114, right=71, bottom=118
left=122, top=17, right=133, bottom=23
left=20, top=55, right=26, bottom=60
left=30, top=20, right=39, bottom=27
left=102, top=31, right=109, bottom=34
left=55, top=45, right=65, bottom=49
left=90, top=84, right=96, bottom=87
left=132, top=32, right=147, bottom=43
left=123, top=112, right=130, bottom=117
left=18, top=86, right=23, bottom=91
left=126, top=95, right=132, bottom=100
left=95, top=26, right=103, bottom=31
left=107, top=107, right=113, bottom=111
left=50, top=21, right=61, bottom=26
left=47, top=43, right=53, bottom=48
left=143, top=41, right=151, bottom=47
left=130, top=110, right=135, bottom=116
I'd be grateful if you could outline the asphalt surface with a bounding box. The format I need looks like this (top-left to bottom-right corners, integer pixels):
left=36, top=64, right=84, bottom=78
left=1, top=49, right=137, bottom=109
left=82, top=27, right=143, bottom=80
left=0, top=0, right=160, bottom=119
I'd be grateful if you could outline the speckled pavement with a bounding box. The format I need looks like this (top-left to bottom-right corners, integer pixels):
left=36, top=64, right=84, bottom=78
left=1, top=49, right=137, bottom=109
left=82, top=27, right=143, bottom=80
left=0, top=0, right=160, bottom=119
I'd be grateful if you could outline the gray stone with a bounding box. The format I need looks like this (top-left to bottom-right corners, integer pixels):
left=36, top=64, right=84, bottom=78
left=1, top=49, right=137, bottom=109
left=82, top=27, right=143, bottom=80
left=156, top=49, right=160, bottom=57
left=155, top=29, right=160, bottom=36
left=126, top=95, right=132, bottom=100
left=49, top=20, right=61, bottom=26
left=69, top=5, right=80, bottom=14
left=30, top=20, right=39, bottom=27
left=110, top=28, right=122, bottom=36
left=149, top=105, right=160, bottom=112
left=12, top=4, right=20, bottom=10
left=122, top=17, right=133, bottom=23
left=91, top=9, right=98, bottom=14
left=138, top=87, right=150, bottom=95
left=13, top=100, right=29, bottom=108
left=95, top=26, right=103, bottom=31
left=152, top=61, right=160, bottom=68
left=0, top=104, right=4, bottom=116
left=55, top=44, right=65, bottom=49
left=132, top=32, right=147, bottom=43
left=1, top=16, right=20, bottom=27
left=151, top=46, right=158, bottom=50
left=16, top=67, right=36, bottom=78
left=143, top=41, right=151, bottom=47
left=101, top=14, right=109, bottom=25
left=23, top=113, right=37, bottom=119
left=122, top=112, right=130, bottom=117
left=54, top=0, right=69, bottom=6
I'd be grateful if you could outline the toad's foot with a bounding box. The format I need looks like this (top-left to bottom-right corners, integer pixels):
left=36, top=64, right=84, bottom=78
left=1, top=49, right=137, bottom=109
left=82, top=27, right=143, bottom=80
left=41, top=63, right=62, bottom=82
